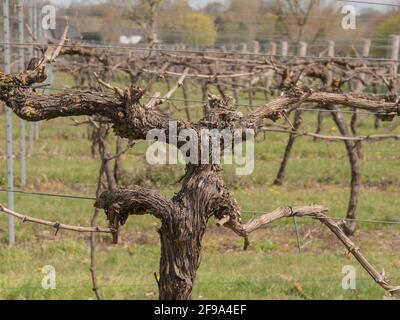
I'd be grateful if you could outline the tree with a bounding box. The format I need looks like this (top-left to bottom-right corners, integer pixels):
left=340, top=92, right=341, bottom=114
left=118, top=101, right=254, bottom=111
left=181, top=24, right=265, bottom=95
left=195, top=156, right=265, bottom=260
left=215, top=0, right=266, bottom=44
left=375, top=12, right=400, bottom=35
left=122, top=0, right=164, bottom=44
left=182, top=12, right=217, bottom=46
left=203, top=1, right=226, bottom=16
left=64, top=2, right=130, bottom=44
left=157, top=0, right=192, bottom=44
left=269, top=0, right=340, bottom=44
left=373, top=12, right=400, bottom=57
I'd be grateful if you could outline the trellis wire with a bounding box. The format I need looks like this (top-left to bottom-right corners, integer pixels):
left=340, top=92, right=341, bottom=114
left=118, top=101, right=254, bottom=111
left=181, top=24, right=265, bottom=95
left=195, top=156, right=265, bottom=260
left=1, top=189, right=399, bottom=226
left=3, top=41, right=400, bottom=63
left=336, top=0, right=400, bottom=8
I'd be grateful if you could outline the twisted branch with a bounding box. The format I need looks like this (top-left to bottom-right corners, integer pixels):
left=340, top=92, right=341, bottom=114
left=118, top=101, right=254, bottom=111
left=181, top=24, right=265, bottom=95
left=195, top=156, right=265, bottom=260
left=220, top=205, right=400, bottom=296
left=0, top=204, right=114, bottom=234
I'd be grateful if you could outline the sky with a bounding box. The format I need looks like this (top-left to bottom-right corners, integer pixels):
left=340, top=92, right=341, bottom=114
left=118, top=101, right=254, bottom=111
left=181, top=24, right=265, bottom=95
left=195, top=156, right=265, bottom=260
left=49, top=0, right=392, bottom=11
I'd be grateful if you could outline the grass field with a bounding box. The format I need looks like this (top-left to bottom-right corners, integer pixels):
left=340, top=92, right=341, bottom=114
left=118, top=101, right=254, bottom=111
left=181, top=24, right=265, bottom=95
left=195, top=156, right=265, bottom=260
left=0, top=72, right=399, bottom=300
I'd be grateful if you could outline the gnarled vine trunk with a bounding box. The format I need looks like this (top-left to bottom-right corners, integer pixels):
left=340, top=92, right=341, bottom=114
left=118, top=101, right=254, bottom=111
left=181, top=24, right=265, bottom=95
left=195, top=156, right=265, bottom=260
left=159, top=164, right=231, bottom=299
left=158, top=221, right=204, bottom=300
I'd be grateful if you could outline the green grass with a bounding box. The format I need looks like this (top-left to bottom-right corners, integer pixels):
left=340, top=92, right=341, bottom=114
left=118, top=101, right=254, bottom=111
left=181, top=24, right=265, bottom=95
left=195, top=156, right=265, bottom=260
left=1, top=239, right=398, bottom=300
left=0, top=72, right=399, bottom=300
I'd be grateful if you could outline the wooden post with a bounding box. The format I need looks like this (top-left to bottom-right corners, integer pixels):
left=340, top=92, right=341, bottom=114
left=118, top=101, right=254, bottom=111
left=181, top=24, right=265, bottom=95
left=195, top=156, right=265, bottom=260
left=355, top=39, right=371, bottom=93
left=328, top=40, right=335, bottom=58
left=390, top=35, right=400, bottom=78
left=181, top=84, right=191, bottom=122
left=315, top=40, right=335, bottom=135
left=266, top=42, right=277, bottom=96
left=352, top=39, right=370, bottom=158
left=252, top=40, right=260, bottom=55
left=269, top=42, right=277, bottom=56
left=298, top=41, right=307, bottom=57
left=248, top=41, right=261, bottom=107
left=281, top=41, right=288, bottom=57
left=362, top=39, right=371, bottom=58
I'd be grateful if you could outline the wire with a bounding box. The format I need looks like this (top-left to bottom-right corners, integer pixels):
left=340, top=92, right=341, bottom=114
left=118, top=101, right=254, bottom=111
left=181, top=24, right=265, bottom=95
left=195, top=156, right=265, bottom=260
left=2, top=41, right=400, bottom=63
left=336, top=0, right=400, bottom=7
left=0, top=189, right=95, bottom=201
left=1, top=189, right=399, bottom=226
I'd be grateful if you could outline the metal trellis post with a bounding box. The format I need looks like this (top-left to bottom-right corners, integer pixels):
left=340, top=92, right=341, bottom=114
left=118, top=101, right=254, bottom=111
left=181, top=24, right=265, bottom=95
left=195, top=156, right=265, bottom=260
left=3, top=0, right=15, bottom=245
left=33, top=0, right=40, bottom=141
left=18, top=0, right=26, bottom=187
left=28, top=0, right=34, bottom=156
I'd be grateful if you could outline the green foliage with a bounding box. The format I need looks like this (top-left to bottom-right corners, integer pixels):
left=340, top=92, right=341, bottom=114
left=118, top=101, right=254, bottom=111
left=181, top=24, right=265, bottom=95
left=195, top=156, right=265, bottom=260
left=182, top=13, right=218, bottom=46
left=372, top=13, right=400, bottom=57
left=374, top=13, right=400, bottom=38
